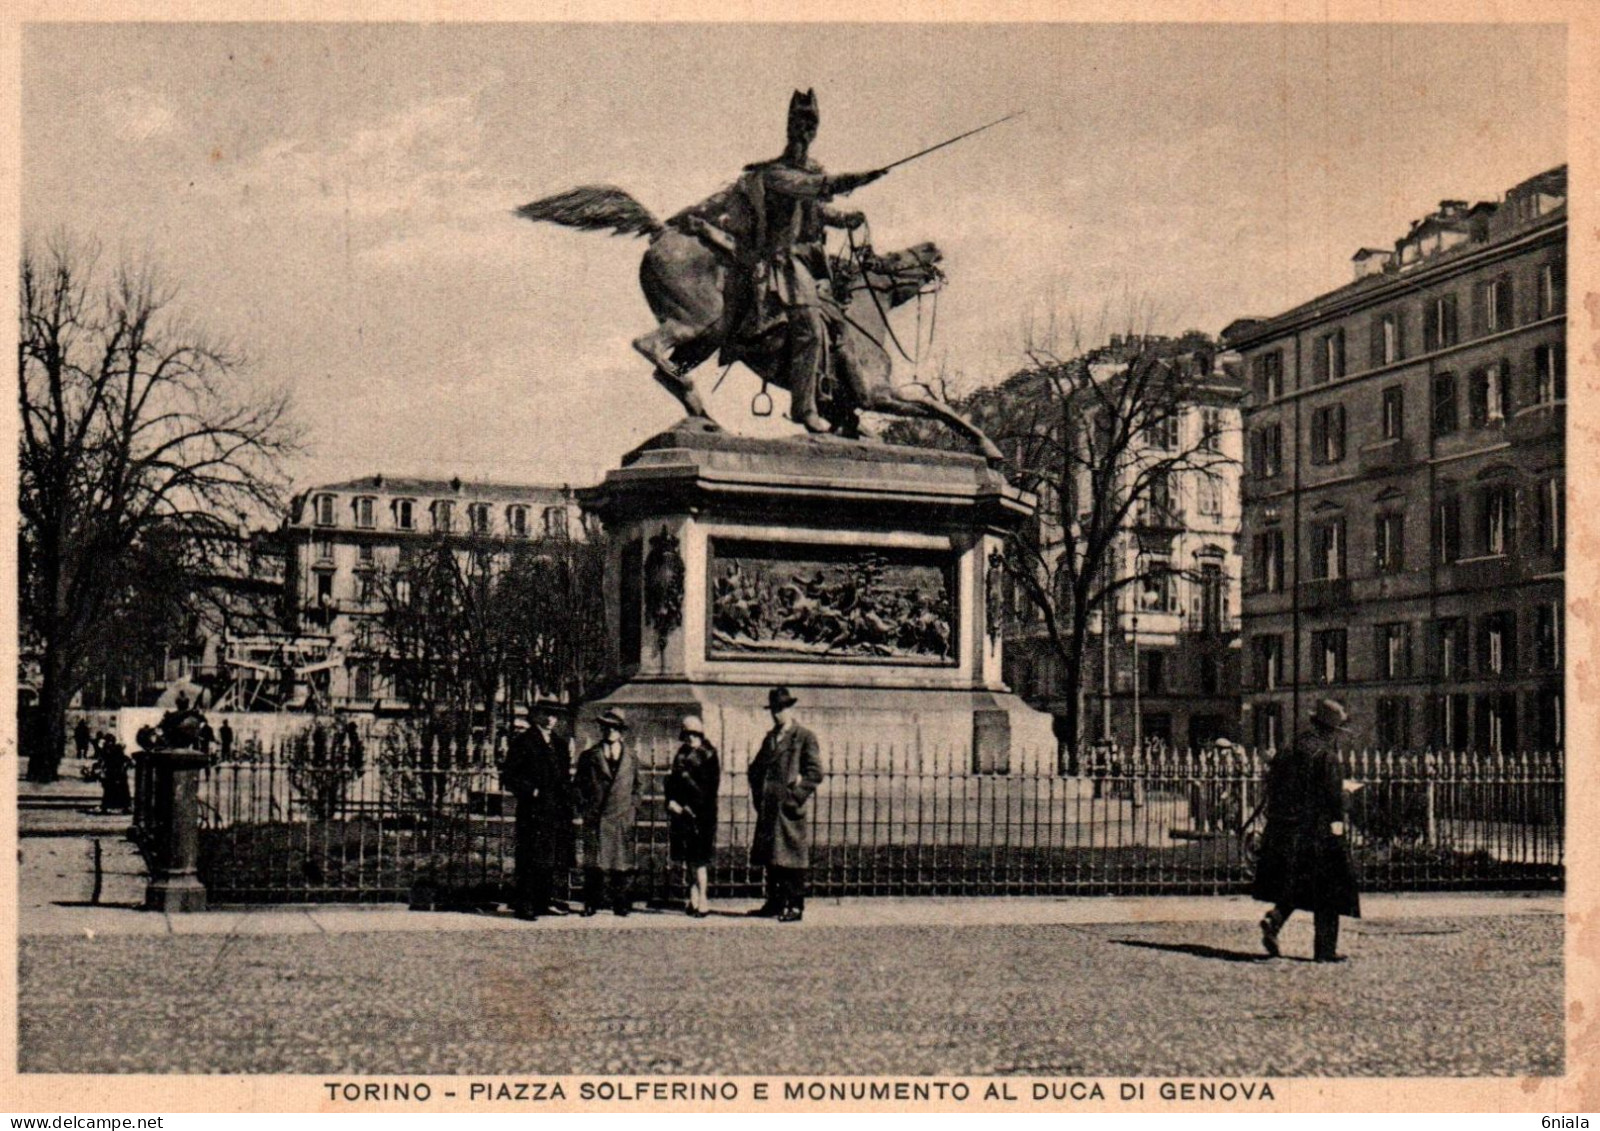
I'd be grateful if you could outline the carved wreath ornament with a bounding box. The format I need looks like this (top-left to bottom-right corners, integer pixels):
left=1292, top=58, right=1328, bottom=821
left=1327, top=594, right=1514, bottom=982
left=986, top=548, right=1006, bottom=644
left=644, top=526, right=685, bottom=655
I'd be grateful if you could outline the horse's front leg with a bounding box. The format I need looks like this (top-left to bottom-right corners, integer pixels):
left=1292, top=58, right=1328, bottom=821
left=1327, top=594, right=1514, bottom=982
left=869, top=382, right=1004, bottom=464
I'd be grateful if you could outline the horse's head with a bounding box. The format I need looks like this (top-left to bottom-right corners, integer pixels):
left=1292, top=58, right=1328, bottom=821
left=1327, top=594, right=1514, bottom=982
left=837, top=241, right=944, bottom=308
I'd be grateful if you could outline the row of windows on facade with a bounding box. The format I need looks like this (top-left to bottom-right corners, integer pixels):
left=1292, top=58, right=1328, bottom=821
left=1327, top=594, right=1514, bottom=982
left=311, top=494, right=571, bottom=539
left=1248, top=344, right=1564, bottom=478
left=1139, top=406, right=1230, bottom=453
left=1011, top=559, right=1233, bottom=626
left=1012, top=645, right=1232, bottom=701
left=305, top=544, right=514, bottom=605
left=308, top=568, right=379, bottom=606
left=1248, top=260, right=1565, bottom=401
left=1249, top=604, right=1561, bottom=693
left=1249, top=687, right=1561, bottom=752
left=1134, top=466, right=1230, bottom=524
left=1247, top=475, right=1561, bottom=589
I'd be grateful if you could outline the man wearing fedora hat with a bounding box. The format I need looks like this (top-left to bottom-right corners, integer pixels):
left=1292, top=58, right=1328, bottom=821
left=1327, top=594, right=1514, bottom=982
left=747, top=687, right=824, bottom=921
left=501, top=703, right=576, bottom=920
left=1252, top=698, right=1362, bottom=962
left=576, top=708, right=642, bottom=916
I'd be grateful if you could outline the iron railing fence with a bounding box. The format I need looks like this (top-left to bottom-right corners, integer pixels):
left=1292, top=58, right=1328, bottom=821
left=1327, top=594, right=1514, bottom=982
left=184, top=741, right=1563, bottom=905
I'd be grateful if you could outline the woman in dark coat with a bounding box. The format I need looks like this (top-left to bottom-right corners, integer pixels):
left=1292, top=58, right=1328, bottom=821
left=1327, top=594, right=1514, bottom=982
left=98, top=733, right=132, bottom=813
left=665, top=715, right=720, bottom=916
left=1253, top=698, right=1361, bottom=962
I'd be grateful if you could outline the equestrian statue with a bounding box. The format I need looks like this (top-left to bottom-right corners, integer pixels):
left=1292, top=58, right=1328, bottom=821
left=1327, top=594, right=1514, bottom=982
left=515, top=90, right=1012, bottom=463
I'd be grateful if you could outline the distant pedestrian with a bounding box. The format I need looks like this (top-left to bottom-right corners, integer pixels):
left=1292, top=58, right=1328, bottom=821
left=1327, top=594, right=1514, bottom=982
left=98, top=732, right=132, bottom=813
left=1254, top=698, right=1361, bottom=963
left=1191, top=737, right=1242, bottom=834
left=665, top=715, right=721, bottom=917
left=345, top=721, right=364, bottom=772
left=575, top=709, right=640, bottom=916
left=73, top=718, right=91, bottom=762
left=747, top=687, right=824, bottom=922
left=501, top=705, right=576, bottom=920
left=219, top=719, right=234, bottom=761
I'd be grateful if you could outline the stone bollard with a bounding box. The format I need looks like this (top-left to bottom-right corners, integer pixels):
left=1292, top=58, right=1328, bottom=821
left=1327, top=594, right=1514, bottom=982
left=143, top=747, right=213, bottom=912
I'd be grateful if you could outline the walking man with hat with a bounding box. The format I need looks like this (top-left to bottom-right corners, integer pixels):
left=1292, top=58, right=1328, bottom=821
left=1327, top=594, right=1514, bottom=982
left=747, top=687, right=825, bottom=922
left=576, top=709, right=642, bottom=916
left=1253, top=698, right=1362, bottom=962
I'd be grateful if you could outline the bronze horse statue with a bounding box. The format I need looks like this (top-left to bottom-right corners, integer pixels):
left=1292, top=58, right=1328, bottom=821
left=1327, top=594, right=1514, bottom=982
left=515, top=185, right=1001, bottom=461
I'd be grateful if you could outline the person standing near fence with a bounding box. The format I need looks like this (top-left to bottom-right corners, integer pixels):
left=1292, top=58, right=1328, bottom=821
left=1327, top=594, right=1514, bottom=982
left=219, top=719, right=234, bottom=761
left=345, top=721, right=364, bottom=773
left=747, top=687, right=824, bottom=923
left=576, top=709, right=641, bottom=917
left=502, top=705, right=577, bottom=920
left=666, top=715, right=721, bottom=917
left=73, top=717, right=91, bottom=763
left=97, top=731, right=132, bottom=813
left=1254, top=698, right=1361, bottom=963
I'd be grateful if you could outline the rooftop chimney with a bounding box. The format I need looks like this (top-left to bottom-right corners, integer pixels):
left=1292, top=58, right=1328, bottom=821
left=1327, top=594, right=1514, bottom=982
left=1352, top=247, right=1394, bottom=281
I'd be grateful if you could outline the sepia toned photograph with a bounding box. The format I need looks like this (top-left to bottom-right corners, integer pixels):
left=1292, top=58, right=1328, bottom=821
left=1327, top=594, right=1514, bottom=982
left=8, top=12, right=1582, bottom=1109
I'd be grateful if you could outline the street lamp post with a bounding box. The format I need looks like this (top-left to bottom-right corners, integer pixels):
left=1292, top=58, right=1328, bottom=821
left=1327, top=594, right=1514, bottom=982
left=1101, top=599, right=1113, bottom=743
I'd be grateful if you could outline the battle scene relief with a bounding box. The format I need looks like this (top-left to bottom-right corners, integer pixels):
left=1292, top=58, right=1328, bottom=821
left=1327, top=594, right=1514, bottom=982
left=708, top=541, right=956, bottom=665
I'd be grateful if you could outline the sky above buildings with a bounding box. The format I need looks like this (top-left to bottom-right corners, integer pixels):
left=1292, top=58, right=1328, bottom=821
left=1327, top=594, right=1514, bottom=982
left=22, top=22, right=1565, bottom=493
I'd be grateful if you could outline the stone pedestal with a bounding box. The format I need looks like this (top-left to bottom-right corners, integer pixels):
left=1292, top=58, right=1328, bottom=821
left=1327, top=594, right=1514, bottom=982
left=142, top=747, right=213, bottom=912
left=580, top=427, right=1055, bottom=769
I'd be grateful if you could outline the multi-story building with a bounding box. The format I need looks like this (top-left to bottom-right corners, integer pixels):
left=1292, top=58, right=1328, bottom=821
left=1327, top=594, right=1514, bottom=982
left=1000, top=333, right=1245, bottom=750
left=281, top=475, right=587, bottom=711
left=1226, top=165, right=1565, bottom=751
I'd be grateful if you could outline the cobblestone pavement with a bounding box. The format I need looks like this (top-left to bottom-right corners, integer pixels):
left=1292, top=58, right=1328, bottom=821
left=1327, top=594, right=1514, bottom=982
left=19, top=912, right=1560, bottom=1076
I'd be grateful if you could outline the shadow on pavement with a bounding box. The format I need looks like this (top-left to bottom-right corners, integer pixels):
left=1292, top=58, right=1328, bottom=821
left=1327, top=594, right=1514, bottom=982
left=1112, top=938, right=1290, bottom=963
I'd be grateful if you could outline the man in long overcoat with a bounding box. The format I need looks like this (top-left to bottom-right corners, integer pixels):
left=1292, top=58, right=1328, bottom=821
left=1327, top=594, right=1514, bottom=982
left=575, top=709, right=641, bottom=916
left=1253, top=698, right=1362, bottom=962
left=748, top=687, right=825, bottom=922
left=501, top=705, right=575, bottom=919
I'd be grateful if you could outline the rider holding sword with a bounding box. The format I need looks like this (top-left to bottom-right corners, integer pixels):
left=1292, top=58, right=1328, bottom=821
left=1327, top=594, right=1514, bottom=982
left=736, top=89, right=885, bottom=433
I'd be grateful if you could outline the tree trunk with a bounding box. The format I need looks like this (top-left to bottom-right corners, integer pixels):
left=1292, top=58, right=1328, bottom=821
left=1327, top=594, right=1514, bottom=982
left=1055, top=605, right=1092, bottom=776
left=1058, top=651, right=1083, bottom=776
left=26, top=643, right=70, bottom=783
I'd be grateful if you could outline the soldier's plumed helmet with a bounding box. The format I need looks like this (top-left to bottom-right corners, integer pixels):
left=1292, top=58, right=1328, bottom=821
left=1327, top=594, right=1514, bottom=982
left=788, top=89, right=819, bottom=132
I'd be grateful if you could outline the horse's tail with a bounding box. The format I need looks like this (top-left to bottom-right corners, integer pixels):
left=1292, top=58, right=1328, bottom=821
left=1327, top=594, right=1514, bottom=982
left=513, top=185, right=662, bottom=238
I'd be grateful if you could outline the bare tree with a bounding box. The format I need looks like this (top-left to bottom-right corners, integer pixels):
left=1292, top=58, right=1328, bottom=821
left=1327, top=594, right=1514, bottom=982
left=496, top=535, right=609, bottom=712
left=885, top=312, right=1236, bottom=763
left=373, top=535, right=500, bottom=767
left=982, top=339, right=1236, bottom=762
left=372, top=531, right=609, bottom=764
left=18, top=233, right=297, bottom=781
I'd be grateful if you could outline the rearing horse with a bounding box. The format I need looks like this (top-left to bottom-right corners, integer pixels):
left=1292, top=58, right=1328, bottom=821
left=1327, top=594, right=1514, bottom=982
left=515, top=185, right=1001, bottom=462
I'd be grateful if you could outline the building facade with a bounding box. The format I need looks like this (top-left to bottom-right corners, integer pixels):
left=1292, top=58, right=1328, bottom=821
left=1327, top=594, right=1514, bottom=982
left=1227, top=166, right=1565, bottom=751
left=281, top=475, right=587, bottom=712
left=1003, top=334, right=1245, bottom=751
